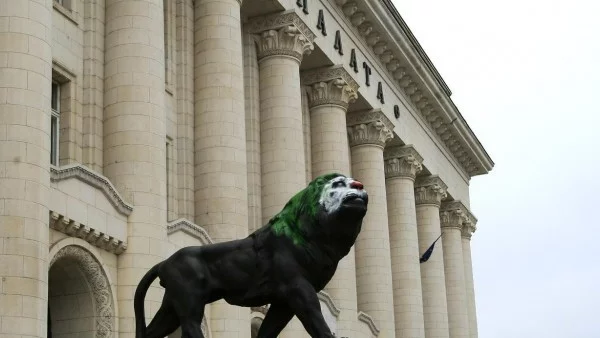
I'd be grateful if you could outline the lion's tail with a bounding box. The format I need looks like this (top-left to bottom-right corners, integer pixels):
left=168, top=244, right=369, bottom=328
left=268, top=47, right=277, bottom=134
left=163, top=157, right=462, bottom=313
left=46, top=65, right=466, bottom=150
left=134, top=262, right=161, bottom=338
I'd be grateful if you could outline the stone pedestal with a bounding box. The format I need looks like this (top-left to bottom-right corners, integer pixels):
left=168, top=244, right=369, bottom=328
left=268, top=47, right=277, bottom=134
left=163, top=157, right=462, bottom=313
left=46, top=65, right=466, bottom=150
left=415, top=176, right=449, bottom=338
left=347, top=110, right=396, bottom=337
left=302, top=65, right=359, bottom=336
left=440, top=201, right=470, bottom=338
left=384, top=145, right=426, bottom=338
left=0, top=1, right=53, bottom=336
left=103, top=0, right=167, bottom=335
left=462, top=216, right=479, bottom=338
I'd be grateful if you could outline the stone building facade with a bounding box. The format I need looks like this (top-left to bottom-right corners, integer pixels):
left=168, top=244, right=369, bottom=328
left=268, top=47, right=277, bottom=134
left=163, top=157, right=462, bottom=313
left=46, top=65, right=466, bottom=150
left=0, top=0, right=493, bottom=337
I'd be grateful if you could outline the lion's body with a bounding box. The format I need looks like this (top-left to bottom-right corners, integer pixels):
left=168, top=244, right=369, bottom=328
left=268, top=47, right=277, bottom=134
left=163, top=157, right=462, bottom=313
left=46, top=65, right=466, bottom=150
left=134, top=173, right=368, bottom=338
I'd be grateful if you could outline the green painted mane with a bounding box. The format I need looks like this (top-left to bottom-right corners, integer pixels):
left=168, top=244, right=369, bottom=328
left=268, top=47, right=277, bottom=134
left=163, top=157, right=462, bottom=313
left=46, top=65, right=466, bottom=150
left=268, top=173, right=343, bottom=246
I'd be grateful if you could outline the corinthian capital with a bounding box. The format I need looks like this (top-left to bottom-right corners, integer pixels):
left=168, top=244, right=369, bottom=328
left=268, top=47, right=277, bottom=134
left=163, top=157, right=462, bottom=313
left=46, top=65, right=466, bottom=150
left=461, top=210, right=478, bottom=239
left=248, top=11, right=316, bottom=63
left=440, top=200, right=468, bottom=229
left=414, top=175, right=447, bottom=206
left=346, top=109, right=394, bottom=148
left=302, top=65, right=359, bottom=109
left=384, top=145, right=423, bottom=180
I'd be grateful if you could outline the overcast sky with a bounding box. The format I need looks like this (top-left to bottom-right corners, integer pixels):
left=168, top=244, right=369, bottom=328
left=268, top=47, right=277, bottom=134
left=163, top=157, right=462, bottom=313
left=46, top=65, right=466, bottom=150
left=390, top=0, right=600, bottom=337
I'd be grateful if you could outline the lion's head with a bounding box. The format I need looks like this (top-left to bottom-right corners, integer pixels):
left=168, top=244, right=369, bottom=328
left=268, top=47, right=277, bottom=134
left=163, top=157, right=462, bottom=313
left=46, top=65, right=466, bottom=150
left=268, top=173, right=368, bottom=246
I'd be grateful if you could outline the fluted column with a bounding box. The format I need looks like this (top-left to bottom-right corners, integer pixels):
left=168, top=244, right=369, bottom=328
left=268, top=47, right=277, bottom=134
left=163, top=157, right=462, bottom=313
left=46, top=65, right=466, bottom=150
left=462, top=215, right=478, bottom=338
left=103, top=0, right=167, bottom=336
left=302, top=65, right=359, bottom=336
left=415, top=176, right=449, bottom=338
left=193, top=0, right=250, bottom=336
left=0, top=1, right=52, bottom=336
left=248, top=11, right=315, bottom=224
left=440, top=201, right=469, bottom=338
left=384, top=145, right=426, bottom=338
left=347, top=109, right=396, bottom=337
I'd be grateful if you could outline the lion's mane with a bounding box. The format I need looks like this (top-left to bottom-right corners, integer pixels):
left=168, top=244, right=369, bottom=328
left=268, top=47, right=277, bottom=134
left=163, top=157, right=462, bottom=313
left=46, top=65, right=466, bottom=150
left=265, top=172, right=342, bottom=246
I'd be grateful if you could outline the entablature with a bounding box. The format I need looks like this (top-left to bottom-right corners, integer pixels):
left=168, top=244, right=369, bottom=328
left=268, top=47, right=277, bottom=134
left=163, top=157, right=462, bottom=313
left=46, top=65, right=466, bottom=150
left=309, top=0, right=494, bottom=178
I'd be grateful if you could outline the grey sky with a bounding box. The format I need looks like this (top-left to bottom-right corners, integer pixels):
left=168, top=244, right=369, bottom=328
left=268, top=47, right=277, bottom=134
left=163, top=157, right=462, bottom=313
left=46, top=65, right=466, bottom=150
left=391, top=0, right=600, bottom=337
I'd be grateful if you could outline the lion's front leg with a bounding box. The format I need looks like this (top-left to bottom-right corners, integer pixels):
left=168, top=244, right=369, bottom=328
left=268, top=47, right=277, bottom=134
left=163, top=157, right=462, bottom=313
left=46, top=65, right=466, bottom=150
left=284, top=279, right=334, bottom=338
left=256, top=303, right=294, bottom=337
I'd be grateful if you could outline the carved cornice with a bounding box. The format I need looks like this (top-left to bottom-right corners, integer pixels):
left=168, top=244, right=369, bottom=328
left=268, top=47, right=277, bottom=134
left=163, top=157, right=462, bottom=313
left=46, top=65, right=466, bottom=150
left=440, top=200, right=468, bottom=230
left=50, top=244, right=114, bottom=337
left=383, top=144, right=423, bottom=180
left=331, top=1, right=494, bottom=177
left=50, top=164, right=133, bottom=216
left=414, top=175, right=447, bottom=206
left=50, top=211, right=127, bottom=255
left=317, top=290, right=340, bottom=318
left=302, top=65, right=359, bottom=109
left=248, top=11, right=315, bottom=62
left=346, top=109, right=394, bottom=148
left=357, top=311, right=380, bottom=336
left=166, top=218, right=213, bottom=245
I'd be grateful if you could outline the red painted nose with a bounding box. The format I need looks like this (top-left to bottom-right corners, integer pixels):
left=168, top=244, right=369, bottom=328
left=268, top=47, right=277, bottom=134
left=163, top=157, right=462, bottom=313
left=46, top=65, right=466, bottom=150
left=350, top=180, right=364, bottom=190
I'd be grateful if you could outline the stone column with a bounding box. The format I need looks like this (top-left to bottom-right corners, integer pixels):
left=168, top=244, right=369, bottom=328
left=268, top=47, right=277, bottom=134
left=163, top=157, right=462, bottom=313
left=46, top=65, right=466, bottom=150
left=243, top=24, right=262, bottom=233
left=415, top=176, right=449, bottom=338
left=103, top=0, right=167, bottom=336
left=462, top=215, right=479, bottom=338
left=384, top=145, right=426, bottom=338
left=193, top=0, right=250, bottom=336
left=247, top=11, right=315, bottom=224
left=302, top=65, right=359, bottom=336
left=440, top=201, right=470, bottom=338
left=175, top=0, right=195, bottom=220
left=248, top=11, right=315, bottom=337
left=0, top=1, right=52, bottom=336
left=347, top=109, right=396, bottom=337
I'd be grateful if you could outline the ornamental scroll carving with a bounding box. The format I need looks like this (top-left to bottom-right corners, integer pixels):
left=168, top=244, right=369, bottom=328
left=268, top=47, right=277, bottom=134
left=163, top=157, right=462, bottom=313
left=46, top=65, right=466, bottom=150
left=347, top=110, right=394, bottom=148
left=50, top=245, right=114, bottom=338
left=414, top=175, right=447, bottom=206
left=383, top=145, right=423, bottom=180
left=302, top=65, right=359, bottom=109
left=248, top=11, right=315, bottom=62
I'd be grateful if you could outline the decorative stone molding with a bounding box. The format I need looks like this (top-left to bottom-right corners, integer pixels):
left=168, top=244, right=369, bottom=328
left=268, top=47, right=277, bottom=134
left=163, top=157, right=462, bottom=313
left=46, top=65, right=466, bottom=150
left=330, top=0, right=494, bottom=177
left=248, top=11, right=315, bottom=62
left=50, top=244, right=114, bottom=338
left=440, top=200, right=469, bottom=230
left=50, top=211, right=127, bottom=255
left=346, top=109, right=394, bottom=148
left=357, top=311, right=380, bottom=336
left=383, top=144, right=423, bottom=180
left=166, top=218, right=214, bottom=245
left=414, top=175, right=448, bottom=206
left=50, top=164, right=133, bottom=216
left=302, top=65, right=359, bottom=109
left=317, top=290, right=341, bottom=318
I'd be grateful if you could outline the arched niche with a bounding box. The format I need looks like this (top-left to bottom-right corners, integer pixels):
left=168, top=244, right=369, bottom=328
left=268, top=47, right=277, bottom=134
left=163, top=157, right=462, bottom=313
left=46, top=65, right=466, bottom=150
left=48, top=243, right=115, bottom=338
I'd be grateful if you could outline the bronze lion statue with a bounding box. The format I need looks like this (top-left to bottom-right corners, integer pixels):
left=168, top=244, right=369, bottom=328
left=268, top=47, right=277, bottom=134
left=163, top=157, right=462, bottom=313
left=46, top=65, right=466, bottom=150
left=134, top=173, right=368, bottom=338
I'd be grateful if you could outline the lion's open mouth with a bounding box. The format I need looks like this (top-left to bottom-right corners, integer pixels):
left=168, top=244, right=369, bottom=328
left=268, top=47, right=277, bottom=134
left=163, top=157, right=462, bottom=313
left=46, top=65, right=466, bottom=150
left=343, top=192, right=367, bottom=205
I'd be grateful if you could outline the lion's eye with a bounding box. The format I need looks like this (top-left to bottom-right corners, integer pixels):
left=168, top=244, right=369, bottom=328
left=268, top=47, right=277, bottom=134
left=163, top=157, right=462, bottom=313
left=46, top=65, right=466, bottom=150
left=332, top=181, right=345, bottom=188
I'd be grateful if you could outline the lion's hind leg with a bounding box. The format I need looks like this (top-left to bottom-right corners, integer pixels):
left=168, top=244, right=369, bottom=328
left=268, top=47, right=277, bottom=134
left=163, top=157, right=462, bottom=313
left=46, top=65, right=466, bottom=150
left=145, top=295, right=180, bottom=338
left=178, top=303, right=206, bottom=338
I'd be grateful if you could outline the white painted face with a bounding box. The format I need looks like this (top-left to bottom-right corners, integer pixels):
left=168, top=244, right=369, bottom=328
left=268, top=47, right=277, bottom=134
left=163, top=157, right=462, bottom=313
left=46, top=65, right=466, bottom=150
left=319, top=175, right=367, bottom=214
